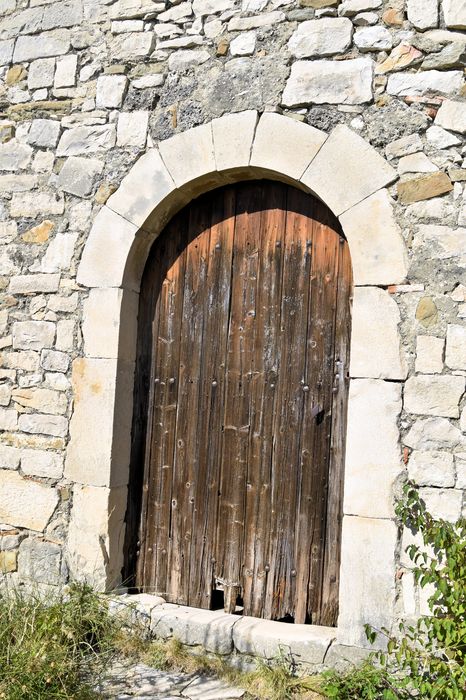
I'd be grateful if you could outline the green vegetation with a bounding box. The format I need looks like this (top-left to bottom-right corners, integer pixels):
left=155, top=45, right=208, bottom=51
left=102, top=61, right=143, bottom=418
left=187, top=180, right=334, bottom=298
left=0, top=483, right=463, bottom=698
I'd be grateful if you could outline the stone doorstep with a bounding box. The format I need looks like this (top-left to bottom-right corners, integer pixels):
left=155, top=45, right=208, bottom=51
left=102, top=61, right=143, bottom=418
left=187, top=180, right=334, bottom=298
left=109, top=593, right=337, bottom=667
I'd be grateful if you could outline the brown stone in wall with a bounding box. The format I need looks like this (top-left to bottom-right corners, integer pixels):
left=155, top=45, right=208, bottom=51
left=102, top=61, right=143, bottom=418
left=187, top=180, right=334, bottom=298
left=397, top=172, right=453, bottom=204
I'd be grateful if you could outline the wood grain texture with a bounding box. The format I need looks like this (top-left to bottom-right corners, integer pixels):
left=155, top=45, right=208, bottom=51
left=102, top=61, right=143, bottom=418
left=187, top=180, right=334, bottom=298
left=130, top=181, right=352, bottom=625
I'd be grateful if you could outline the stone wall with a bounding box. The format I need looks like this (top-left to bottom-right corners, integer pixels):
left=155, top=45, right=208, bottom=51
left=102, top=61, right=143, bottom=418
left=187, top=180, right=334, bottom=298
left=0, top=0, right=465, bottom=651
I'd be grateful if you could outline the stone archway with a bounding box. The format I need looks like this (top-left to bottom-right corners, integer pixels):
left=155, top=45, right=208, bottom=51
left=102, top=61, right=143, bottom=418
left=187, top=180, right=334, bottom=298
left=65, top=111, right=408, bottom=651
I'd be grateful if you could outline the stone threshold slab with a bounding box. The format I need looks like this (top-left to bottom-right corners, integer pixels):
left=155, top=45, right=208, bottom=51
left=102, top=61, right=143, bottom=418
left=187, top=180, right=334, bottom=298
left=109, top=593, right=338, bottom=669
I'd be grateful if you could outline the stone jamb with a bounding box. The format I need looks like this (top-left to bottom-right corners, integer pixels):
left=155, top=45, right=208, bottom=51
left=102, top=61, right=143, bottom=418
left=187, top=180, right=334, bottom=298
left=69, top=111, right=408, bottom=651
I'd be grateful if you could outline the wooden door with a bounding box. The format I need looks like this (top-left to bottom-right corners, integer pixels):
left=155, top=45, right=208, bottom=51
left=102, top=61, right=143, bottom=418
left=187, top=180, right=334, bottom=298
left=127, top=181, right=352, bottom=626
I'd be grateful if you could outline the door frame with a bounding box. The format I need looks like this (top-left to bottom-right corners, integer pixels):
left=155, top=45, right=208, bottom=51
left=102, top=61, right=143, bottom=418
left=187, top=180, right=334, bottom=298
left=66, top=111, right=408, bottom=650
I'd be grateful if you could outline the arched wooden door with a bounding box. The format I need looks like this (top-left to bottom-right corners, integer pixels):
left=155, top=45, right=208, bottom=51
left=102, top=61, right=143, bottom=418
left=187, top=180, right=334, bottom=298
left=127, top=181, right=352, bottom=626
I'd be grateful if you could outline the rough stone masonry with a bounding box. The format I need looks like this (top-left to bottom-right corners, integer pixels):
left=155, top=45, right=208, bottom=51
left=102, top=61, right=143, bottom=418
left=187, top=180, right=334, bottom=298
left=0, top=0, right=465, bottom=662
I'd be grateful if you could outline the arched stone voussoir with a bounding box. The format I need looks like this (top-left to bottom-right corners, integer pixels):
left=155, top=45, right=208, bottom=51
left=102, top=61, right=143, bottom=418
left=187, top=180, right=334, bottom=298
left=339, top=189, right=408, bottom=287
left=301, top=124, right=398, bottom=217
left=251, top=112, right=328, bottom=182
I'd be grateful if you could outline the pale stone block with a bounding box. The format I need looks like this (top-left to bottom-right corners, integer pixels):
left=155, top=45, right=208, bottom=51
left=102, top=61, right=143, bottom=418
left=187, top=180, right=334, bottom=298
left=251, top=112, right=327, bottom=181
left=338, top=516, right=396, bottom=647
left=385, top=133, right=423, bottom=159
left=57, top=125, right=117, bottom=156
left=456, top=453, right=466, bottom=488
left=105, top=149, right=175, bottom=230
left=288, top=18, right=353, bottom=58
left=0, top=351, right=40, bottom=372
left=193, top=0, right=234, bottom=14
left=415, top=335, right=444, bottom=374
left=443, top=0, right=466, bottom=29
left=57, top=157, right=104, bottom=197
left=55, top=319, right=75, bottom=351
left=13, top=30, right=70, bottom=63
left=404, top=375, right=465, bottom=418
left=0, top=383, right=11, bottom=406
left=110, top=33, right=155, bottom=61
left=65, top=358, right=134, bottom=488
left=18, top=412, right=68, bottom=438
left=408, top=450, right=455, bottom=488
left=398, top=153, right=438, bottom=175
left=76, top=206, right=141, bottom=291
left=96, top=75, right=128, bottom=109
left=405, top=416, right=466, bottom=451
left=168, top=49, right=210, bottom=71
left=37, top=232, right=78, bottom=274
left=0, top=407, right=17, bottom=431
left=54, top=54, right=77, bottom=88
left=12, top=387, right=67, bottom=415
left=419, top=487, right=463, bottom=522
left=0, top=470, right=59, bottom=532
left=344, top=379, right=402, bottom=518
left=228, top=11, right=285, bottom=30
left=339, top=190, right=408, bottom=286
left=21, top=449, right=63, bottom=479
left=350, top=287, right=406, bottom=380
left=28, top=58, right=56, bottom=90
left=0, top=141, right=33, bottom=170
left=10, top=192, right=64, bottom=217
left=407, top=0, right=438, bottom=30
left=0, top=38, right=14, bottom=65
left=282, top=58, right=374, bottom=107
left=402, top=571, right=416, bottom=617
left=40, top=349, right=69, bottom=373
left=212, top=110, right=258, bottom=172
left=445, top=324, right=466, bottom=370
left=412, top=225, right=466, bottom=266
left=116, top=111, right=149, bottom=148
left=302, top=125, right=397, bottom=216
left=230, top=31, right=256, bottom=56
left=387, top=71, right=463, bottom=97
left=158, top=123, right=216, bottom=189
left=67, top=484, right=127, bottom=589
left=150, top=605, right=237, bottom=655
left=82, top=288, right=138, bottom=362
left=110, top=0, right=161, bottom=19
left=354, top=26, right=393, bottom=51
left=0, top=445, right=20, bottom=470
left=18, top=538, right=64, bottom=585
left=12, top=321, right=55, bottom=351
left=435, top=99, right=466, bottom=134
left=232, top=617, right=335, bottom=665
left=426, top=125, right=461, bottom=149
left=339, top=0, right=382, bottom=15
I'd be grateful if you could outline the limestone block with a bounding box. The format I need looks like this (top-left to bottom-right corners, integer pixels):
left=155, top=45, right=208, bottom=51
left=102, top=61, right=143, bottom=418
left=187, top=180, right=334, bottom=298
left=76, top=206, right=140, bottom=290
left=412, top=225, right=466, bottom=265
left=0, top=471, right=59, bottom=531
left=387, top=71, right=463, bottom=96
left=57, top=156, right=103, bottom=197
left=408, top=450, right=455, bottom=488
left=404, top=417, right=466, bottom=451
left=21, top=449, right=64, bottom=479
left=435, top=100, right=466, bottom=134
left=385, top=133, right=423, bottom=159
left=12, top=321, right=55, bottom=351
left=446, top=324, right=466, bottom=370
left=251, top=112, right=327, bottom=181
left=12, top=387, right=67, bottom=415
left=350, top=287, right=406, bottom=380
left=456, top=453, right=466, bottom=488
left=407, top=0, right=438, bottom=30
left=0, top=551, right=17, bottom=573
left=232, top=617, right=335, bottom=665
left=212, top=110, right=258, bottom=172
left=415, top=335, right=444, bottom=374
left=40, top=349, right=70, bottom=373
left=398, top=153, right=438, bottom=174
left=105, top=150, right=175, bottom=232
left=158, top=2, right=193, bottom=22
left=354, top=26, right=393, bottom=51
left=404, top=375, right=465, bottom=418
left=302, top=125, right=397, bottom=216
left=443, top=0, right=466, bottom=29
left=116, top=111, right=149, bottom=148
left=150, top=605, right=237, bottom=654
left=13, top=30, right=70, bottom=63
left=55, top=320, right=75, bottom=352
left=230, top=30, right=256, bottom=57
left=57, top=125, right=116, bottom=156
left=0, top=445, right=20, bottom=470
left=159, top=123, right=215, bottom=189
left=110, top=0, right=161, bottom=19
left=288, top=18, right=353, bottom=58
left=338, top=516, right=396, bottom=647
left=110, top=33, right=155, bottom=60
left=18, top=538, right=64, bottom=584
left=193, top=0, right=234, bottom=14
left=28, top=58, right=56, bottom=90
left=10, top=192, right=65, bottom=217
left=339, top=190, right=407, bottom=286
left=96, top=75, right=128, bottom=109
left=82, top=288, right=138, bottom=362
left=0, top=383, right=11, bottom=406
left=0, top=141, right=33, bottom=171
left=54, top=54, right=77, bottom=88
left=282, top=58, right=374, bottom=107
left=65, top=358, right=135, bottom=487
left=0, top=175, right=37, bottom=193
left=419, top=487, right=463, bottom=522
left=18, top=413, right=68, bottom=438
left=339, top=0, right=382, bottom=15
left=344, top=379, right=402, bottom=518
left=0, top=38, right=14, bottom=65
left=421, top=42, right=466, bottom=71
left=67, top=484, right=127, bottom=588
left=397, top=173, right=453, bottom=205
left=0, top=350, right=40, bottom=372
left=8, top=274, right=60, bottom=295
left=402, top=572, right=416, bottom=617
left=26, top=119, right=60, bottom=149
left=0, top=407, right=17, bottom=431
